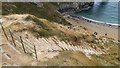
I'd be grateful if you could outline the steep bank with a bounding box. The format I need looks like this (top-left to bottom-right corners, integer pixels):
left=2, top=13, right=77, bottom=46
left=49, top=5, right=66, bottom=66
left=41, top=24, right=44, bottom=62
left=1, top=2, right=119, bottom=66
left=2, top=2, right=71, bottom=25
left=1, top=14, right=119, bottom=66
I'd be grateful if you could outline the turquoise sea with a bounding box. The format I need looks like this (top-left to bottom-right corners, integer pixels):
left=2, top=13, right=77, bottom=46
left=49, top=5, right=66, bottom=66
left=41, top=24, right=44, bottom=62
left=75, top=2, right=119, bottom=25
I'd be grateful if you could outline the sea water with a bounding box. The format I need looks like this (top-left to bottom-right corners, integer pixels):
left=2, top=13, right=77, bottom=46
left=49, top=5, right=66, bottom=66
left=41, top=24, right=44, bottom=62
left=75, top=2, right=119, bottom=25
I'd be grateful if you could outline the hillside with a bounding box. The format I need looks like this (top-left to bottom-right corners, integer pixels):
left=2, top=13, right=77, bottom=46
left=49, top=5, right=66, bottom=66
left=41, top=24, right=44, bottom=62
left=1, top=2, right=119, bottom=66
left=2, top=2, right=71, bottom=25
left=1, top=14, right=119, bottom=66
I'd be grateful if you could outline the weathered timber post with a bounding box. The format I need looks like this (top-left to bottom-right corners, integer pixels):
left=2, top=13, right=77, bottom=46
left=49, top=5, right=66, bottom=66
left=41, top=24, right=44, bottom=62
left=9, top=29, right=16, bottom=47
left=0, top=23, right=8, bottom=40
left=20, top=36, right=26, bottom=53
left=34, top=45, right=38, bottom=60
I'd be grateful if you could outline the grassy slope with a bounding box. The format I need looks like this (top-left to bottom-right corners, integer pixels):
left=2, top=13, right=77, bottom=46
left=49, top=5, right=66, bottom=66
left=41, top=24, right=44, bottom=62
left=3, top=14, right=102, bottom=66
left=2, top=2, right=87, bottom=42
left=29, top=16, right=67, bottom=38
left=2, top=2, right=119, bottom=66
left=24, top=15, right=119, bottom=66
left=2, top=2, right=71, bottom=25
left=41, top=51, right=101, bottom=66
left=4, top=14, right=119, bottom=66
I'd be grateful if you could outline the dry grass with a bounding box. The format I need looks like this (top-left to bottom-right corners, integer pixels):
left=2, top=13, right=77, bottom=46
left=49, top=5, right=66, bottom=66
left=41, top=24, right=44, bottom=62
left=40, top=51, right=101, bottom=66
left=2, top=14, right=119, bottom=66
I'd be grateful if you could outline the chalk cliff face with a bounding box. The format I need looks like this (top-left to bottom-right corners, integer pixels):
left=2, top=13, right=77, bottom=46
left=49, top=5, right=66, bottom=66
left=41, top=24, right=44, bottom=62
left=57, top=2, right=94, bottom=13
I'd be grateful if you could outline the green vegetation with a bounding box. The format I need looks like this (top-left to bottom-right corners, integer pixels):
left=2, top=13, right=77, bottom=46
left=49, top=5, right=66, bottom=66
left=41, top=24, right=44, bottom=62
left=2, top=2, right=71, bottom=25
left=2, top=2, right=119, bottom=66
left=26, top=15, right=66, bottom=38
left=90, top=37, right=119, bottom=65
left=2, top=2, right=75, bottom=41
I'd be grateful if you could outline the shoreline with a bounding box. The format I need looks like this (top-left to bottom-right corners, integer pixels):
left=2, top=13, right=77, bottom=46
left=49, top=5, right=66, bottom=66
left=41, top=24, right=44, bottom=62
left=69, top=14, right=119, bottom=29
left=63, top=14, right=118, bottom=41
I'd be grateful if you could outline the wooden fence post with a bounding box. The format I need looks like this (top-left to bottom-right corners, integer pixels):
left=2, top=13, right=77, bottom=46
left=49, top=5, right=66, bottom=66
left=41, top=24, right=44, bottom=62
left=20, top=36, right=26, bottom=53
left=0, top=23, right=8, bottom=40
left=9, top=29, right=16, bottom=47
left=34, top=45, right=38, bottom=60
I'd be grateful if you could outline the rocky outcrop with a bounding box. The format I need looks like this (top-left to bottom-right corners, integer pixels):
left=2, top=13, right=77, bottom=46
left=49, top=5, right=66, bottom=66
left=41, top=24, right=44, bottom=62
left=57, top=2, right=94, bottom=13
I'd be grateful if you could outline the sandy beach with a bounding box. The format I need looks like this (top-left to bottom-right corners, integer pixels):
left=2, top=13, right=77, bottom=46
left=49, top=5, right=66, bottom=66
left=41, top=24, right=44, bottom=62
left=64, top=15, right=119, bottom=41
